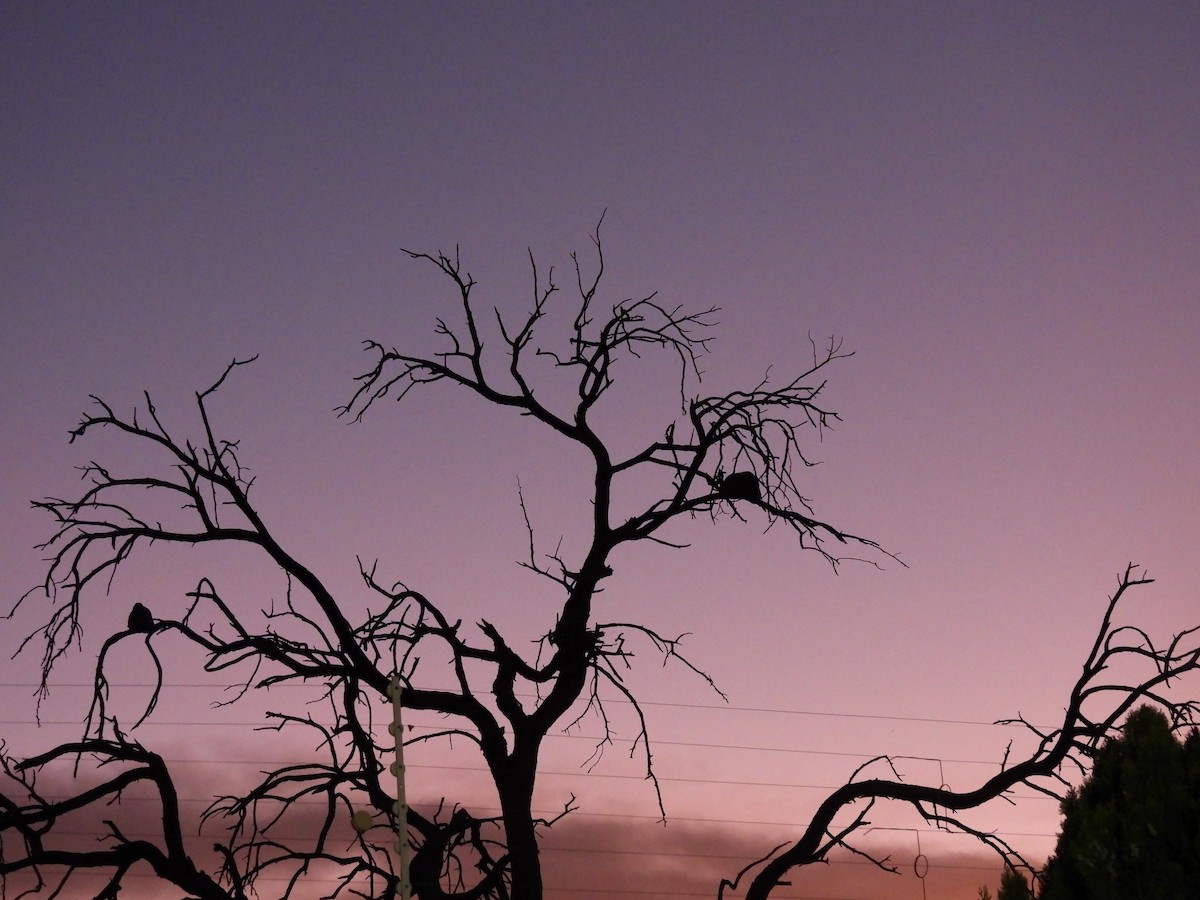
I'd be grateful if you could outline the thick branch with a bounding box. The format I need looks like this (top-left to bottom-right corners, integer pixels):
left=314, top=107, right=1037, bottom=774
left=738, top=565, right=1200, bottom=900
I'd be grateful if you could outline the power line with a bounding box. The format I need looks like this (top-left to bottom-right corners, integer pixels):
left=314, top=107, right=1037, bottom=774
left=0, top=719, right=1051, bottom=773
left=7, top=820, right=1045, bottom=862
left=28, top=792, right=1059, bottom=839
left=1, top=751, right=1058, bottom=815
left=0, top=682, right=1044, bottom=729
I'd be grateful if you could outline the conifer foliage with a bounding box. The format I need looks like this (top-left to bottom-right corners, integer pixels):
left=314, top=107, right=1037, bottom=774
left=1040, top=705, right=1200, bottom=900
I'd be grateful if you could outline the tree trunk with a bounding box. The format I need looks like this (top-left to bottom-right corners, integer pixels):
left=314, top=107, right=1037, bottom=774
left=498, top=753, right=542, bottom=900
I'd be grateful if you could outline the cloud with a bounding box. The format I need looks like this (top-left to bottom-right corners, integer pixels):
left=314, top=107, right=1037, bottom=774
left=2, top=752, right=1017, bottom=900
left=536, top=815, right=1013, bottom=900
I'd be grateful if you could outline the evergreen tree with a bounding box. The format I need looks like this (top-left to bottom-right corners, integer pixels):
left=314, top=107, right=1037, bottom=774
left=1040, top=706, right=1200, bottom=900
left=997, top=867, right=1032, bottom=900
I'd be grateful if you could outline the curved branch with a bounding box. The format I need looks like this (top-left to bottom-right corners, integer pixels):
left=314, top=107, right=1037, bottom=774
left=0, top=739, right=227, bottom=900
left=738, top=565, right=1200, bottom=900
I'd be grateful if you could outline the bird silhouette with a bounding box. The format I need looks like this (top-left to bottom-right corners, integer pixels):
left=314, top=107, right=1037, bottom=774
left=718, top=471, right=761, bottom=502
left=127, top=602, right=154, bottom=632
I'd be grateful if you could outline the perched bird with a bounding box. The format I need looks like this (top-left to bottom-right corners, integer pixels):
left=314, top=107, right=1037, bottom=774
left=127, top=602, right=154, bottom=633
left=718, top=471, right=761, bottom=502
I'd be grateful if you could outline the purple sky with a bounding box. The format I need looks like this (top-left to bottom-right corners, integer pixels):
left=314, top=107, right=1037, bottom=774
left=3, top=4, right=1199, bottom=899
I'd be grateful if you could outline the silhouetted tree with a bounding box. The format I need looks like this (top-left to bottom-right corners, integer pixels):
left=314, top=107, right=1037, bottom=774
left=997, top=867, right=1033, bottom=900
left=722, top=566, right=1200, bottom=900
left=1, top=220, right=885, bottom=900
left=1039, top=705, right=1200, bottom=900
left=973, top=866, right=1032, bottom=900
left=2, top=221, right=1198, bottom=900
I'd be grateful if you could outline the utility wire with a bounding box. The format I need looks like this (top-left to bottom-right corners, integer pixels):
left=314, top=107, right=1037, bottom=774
left=0, top=719, right=1053, bottom=771
left=0, top=682, right=1046, bottom=729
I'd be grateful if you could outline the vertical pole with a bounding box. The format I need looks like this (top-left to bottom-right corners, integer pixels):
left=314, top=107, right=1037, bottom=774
left=389, top=675, right=411, bottom=900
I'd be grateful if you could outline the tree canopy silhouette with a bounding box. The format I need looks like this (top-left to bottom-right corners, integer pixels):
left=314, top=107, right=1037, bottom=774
left=2, top=221, right=1198, bottom=900
left=1039, top=705, right=1200, bottom=900
left=997, top=867, right=1033, bottom=900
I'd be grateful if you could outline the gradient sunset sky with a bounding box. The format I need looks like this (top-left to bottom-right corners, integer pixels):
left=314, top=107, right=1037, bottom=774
left=3, top=4, right=1199, bottom=899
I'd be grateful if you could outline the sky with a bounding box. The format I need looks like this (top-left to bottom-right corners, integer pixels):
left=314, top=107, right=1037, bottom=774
left=2, top=3, right=1199, bottom=899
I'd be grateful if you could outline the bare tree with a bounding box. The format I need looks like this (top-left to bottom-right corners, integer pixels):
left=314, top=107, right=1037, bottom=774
left=2, top=220, right=885, bottom=900
left=722, top=564, right=1200, bottom=899
left=3, top=221, right=1197, bottom=900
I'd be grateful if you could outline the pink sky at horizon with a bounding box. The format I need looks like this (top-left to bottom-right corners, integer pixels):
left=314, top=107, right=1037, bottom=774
left=3, top=3, right=1199, bottom=899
